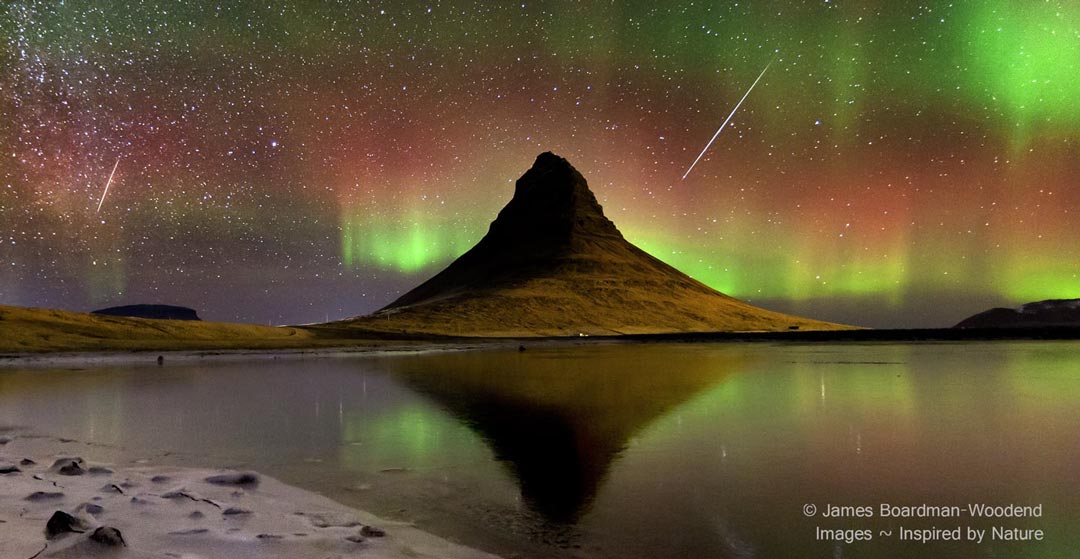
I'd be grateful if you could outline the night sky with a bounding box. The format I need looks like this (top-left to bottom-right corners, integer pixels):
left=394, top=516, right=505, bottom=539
left=2, top=2, right=1077, bottom=328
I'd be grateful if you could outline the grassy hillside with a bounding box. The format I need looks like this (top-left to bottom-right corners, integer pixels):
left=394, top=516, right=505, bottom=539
left=0, top=305, right=370, bottom=354
left=336, top=153, right=854, bottom=337
left=337, top=238, right=853, bottom=337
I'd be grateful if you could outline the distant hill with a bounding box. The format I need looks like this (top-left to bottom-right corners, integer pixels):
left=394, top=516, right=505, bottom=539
left=0, top=305, right=329, bottom=353
left=335, top=152, right=849, bottom=337
left=92, top=304, right=201, bottom=321
left=954, top=299, right=1080, bottom=328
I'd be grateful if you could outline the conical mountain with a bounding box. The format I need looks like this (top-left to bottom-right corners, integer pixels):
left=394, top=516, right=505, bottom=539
left=340, top=152, right=845, bottom=337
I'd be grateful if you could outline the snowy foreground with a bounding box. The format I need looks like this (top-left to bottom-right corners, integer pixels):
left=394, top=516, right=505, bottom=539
left=0, top=433, right=499, bottom=559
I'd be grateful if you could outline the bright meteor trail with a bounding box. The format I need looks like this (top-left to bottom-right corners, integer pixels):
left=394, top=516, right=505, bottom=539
left=682, top=61, right=772, bottom=180
left=96, top=158, right=120, bottom=213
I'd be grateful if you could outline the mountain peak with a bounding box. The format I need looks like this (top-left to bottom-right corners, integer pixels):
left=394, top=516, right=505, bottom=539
left=514, top=151, right=580, bottom=196
left=525, top=151, right=573, bottom=176
left=488, top=152, right=621, bottom=247
left=345, top=152, right=845, bottom=335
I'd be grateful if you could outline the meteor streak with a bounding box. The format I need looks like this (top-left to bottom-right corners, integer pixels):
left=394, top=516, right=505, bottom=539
left=682, top=61, right=772, bottom=180
left=96, top=158, right=120, bottom=213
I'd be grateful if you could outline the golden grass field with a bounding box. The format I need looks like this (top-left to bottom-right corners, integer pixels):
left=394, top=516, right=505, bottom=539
left=338, top=237, right=855, bottom=337
left=0, top=304, right=387, bottom=354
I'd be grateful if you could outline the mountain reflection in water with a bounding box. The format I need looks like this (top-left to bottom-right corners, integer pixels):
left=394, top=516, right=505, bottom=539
left=374, top=345, right=745, bottom=522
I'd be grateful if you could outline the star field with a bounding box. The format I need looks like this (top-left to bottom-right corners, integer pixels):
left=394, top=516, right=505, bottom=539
left=1, top=1, right=1078, bottom=327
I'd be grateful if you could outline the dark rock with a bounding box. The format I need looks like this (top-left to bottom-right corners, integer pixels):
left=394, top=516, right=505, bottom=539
left=305, top=512, right=361, bottom=528
left=89, top=526, right=126, bottom=547
left=59, top=463, right=85, bottom=475
left=51, top=457, right=86, bottom=476
left=101, top=484, right=125, bottom=494
left=169, top=527, right=209, bottom=535
left=150, top=475, right=171, bottom=483
left=20, top=458, right=36, bottom=466
left=257, top=533, right=283, bottom=539
left=91, top=304, right=201, bottom=321
left=188, top=510, right=205, bottom=519
left=25, top=491, right=65, bottom=502
left=223, top=507, right=252, bottom=516
left=45, top=511, right=89, bottom=539
left=360, top=525, right=386, bottom=537
left=80, top=503, right=104, bottom=515
left=205, top=472, right=260, bottom=487
left=0, top=463, right=20, bottom=474
left=157, top=355, right=164, bottom=365
left=0, top=436, right=11, bottom=445
left=87, top=466, right=113, bottom=475
left=518, top=344, right=526, bottom=352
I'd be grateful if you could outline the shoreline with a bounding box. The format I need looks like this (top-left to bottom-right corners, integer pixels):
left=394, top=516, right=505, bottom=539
left=2, top=326, right=1079, bottom=367
left=0, top=341, right=523, bottom=368
left=0, top=432, right=500, bottom=559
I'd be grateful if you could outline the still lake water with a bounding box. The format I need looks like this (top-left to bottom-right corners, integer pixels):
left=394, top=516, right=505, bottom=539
left=1, top=341, right=1078, bottom=558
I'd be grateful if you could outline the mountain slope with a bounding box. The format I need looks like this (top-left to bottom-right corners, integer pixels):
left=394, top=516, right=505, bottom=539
left=338, top=152, right=848, bottom=337
left=954, top=298, right=1080, bottom=328
left=0, top=304, right=316, bottom=353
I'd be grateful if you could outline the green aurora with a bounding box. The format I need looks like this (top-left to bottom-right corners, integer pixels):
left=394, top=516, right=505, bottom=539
left=2, top=1, right=1077, bottom=326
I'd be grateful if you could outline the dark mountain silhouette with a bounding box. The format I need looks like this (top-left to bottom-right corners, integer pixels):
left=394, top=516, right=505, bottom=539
left=92, top=304, right=201, bottom=321
left=337, top=152, right=847, bottom=337
left=954, top=298, right=1080, bottom=328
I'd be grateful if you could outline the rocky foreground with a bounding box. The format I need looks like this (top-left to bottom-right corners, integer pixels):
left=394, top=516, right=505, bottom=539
left=0, top=433, right=497, bottom=559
